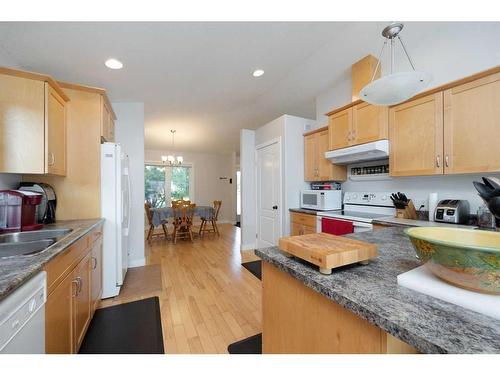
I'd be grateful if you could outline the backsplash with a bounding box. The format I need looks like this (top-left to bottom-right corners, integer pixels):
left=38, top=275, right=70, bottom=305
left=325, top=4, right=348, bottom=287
left=342, top=172, right=494, bottom=214
left=0, top=174, right=21, bottom=190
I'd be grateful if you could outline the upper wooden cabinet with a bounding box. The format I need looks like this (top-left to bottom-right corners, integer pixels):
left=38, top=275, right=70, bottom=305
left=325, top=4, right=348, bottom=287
left=443, top=72, right=500, bottom=174
left=328, top=103, right=388, bottom=151
left=388, top=68, right=500, bottom=177
left=389, top=93, right=443, bottom=176
left=0, top=68, right=68, bottom=175
left=304, top=127, right=347, bottom=182
left=101, top=98, right=116, bottom=143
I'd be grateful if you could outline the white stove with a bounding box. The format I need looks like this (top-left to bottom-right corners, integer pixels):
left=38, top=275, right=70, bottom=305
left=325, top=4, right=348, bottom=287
left=317, top=192, right=395, bottom=233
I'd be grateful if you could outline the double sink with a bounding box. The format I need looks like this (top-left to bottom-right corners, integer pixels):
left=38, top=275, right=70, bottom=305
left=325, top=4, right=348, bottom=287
left=0, top=229, right=73, bottom=258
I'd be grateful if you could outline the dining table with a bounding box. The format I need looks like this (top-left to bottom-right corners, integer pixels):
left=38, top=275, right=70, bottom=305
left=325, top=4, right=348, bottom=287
left=151, top=205, right=215, bottom=226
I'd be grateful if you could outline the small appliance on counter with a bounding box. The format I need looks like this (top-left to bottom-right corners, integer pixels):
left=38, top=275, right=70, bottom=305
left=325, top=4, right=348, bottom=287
left=434, top=200, right=470, bottom=224
left=19, top=182, right=57, bottom=224
left=0, top=190, right=44, bottom=233
left=300, top=189, right=342, bottom=211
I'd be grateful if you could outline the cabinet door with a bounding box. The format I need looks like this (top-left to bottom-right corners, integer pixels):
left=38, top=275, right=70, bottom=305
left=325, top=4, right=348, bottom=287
left=91, top=237, right=103, bottom=315
left=304, top=133, right=318, bottom=181
left=352, top=102, right=388, bottom=145
left=317, top=129, right=346, bottom=181
left=73, top=252, right=92, bottom=352
left=328, top=108, right=352, bottom=150
left=46, top=83, right=67, bottom=176
left=45, top=271, right=75, bottom=354
left=389, top=93, right=444, bottom=176
left=101, top=100, right=110, bottom=141
left=443, top=72, right=500, bottom=174
left=291, top=222, right=303, bottom=236
left=0, top=74, right=45, bottom=173
left=108, top=116, right=115, bottom=142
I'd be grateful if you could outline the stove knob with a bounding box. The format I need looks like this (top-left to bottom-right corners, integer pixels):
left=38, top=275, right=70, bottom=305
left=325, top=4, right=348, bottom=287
left=345, top=196, right=350, bottom=201
left=381, top=195, right=387, bottom=201
left=352, top=194, right=358, bottom=199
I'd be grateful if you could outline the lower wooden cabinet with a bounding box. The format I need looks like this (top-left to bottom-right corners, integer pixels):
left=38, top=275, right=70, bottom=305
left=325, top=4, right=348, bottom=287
left=290, top=212, right=317, bottom=236
left=44, top=224, right=103, bottom=354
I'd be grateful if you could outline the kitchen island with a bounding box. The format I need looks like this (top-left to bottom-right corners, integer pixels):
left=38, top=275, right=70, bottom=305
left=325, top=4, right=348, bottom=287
left=255, top=227, right=500, bottom=354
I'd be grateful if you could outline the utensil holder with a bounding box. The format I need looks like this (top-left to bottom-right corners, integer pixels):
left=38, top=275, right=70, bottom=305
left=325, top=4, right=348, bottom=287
left=395, top=200, right=418, bottom=220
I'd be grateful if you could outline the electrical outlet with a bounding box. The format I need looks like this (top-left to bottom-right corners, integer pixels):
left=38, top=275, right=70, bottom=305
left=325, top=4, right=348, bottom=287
left=413, top=199, right=427, bottom=211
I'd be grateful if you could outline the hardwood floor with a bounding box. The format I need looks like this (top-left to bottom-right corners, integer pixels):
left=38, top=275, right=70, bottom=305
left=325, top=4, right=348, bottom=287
left=98, top=224, right=262, bottom=354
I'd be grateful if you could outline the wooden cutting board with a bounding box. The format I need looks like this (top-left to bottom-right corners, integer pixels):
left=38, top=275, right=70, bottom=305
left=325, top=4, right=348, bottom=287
left=279, top=233, right=378, bottom=275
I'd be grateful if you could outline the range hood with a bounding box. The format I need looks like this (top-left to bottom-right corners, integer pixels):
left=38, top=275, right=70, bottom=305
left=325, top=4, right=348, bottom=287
left=325, top=140, right=389, bottom=164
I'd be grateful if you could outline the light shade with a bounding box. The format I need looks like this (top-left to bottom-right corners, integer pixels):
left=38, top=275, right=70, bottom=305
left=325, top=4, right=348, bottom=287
left=359, top=71, right=432, bottom=106
left=167, top=155, right=175, bottom=163
left=176, top=156, right=183, bottom=164
left=161, top=155, right=168, bottom=163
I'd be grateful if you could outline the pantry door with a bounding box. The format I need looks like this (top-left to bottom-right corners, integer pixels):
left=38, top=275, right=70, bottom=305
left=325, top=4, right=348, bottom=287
left=256, top=139, right=281, bottom=248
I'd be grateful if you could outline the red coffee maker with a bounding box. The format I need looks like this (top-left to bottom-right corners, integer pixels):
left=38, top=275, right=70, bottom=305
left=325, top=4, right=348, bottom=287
left=0, top=190, right=44, bottom=233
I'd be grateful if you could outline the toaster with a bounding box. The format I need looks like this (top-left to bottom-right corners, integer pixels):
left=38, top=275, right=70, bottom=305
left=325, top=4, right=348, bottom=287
left=434, top=200, right=470, bottom=224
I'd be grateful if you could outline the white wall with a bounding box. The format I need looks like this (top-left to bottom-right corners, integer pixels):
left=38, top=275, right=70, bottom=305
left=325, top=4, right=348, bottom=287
left=145, top=149, right=235, bottom=223
left=113, top=102, right=145, bottom=268
left=315, top=23, right=500, bottom=213
left=240, top=129, right=256, bottom=250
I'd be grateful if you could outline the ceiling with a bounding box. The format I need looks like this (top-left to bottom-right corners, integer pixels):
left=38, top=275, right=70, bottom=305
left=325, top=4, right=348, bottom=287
left=1, top=22, right=494, bottom=154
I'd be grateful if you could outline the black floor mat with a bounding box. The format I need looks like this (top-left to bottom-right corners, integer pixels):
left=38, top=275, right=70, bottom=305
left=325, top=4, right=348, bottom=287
left=228, top=333, right=262, bottom=354
left=79, top=297, right=164, bottom=354
left=242, top=260, right=261, bottom=280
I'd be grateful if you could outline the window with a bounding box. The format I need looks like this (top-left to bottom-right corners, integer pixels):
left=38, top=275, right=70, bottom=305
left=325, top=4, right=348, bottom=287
left=144, top=164, right=193, bottom=207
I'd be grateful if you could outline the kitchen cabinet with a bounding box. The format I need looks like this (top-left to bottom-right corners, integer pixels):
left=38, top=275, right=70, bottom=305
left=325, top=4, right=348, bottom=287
left=389, top=93, right=443, bottom=176
left=72, top=252, right=92, bottom=352
left=304, top=127, right=346, bottom=182
left=443, top=71, right=500, bottom=174
left=0, top=68, right=68, bottom=175
left=44, top=225, right=103, bottom=354
left=101, top=98, right=116, bottom=142
left=388, top=68, right=500, bottom=177
left=90, top=234, right=103, bottom=314
left=328, top=103, right=388, bottom=151
left=290, top=212, right=316, bottom=235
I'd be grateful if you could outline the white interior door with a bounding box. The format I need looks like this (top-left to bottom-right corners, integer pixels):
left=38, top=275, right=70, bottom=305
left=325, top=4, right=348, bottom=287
left=256, top=141, right=281, bottom=248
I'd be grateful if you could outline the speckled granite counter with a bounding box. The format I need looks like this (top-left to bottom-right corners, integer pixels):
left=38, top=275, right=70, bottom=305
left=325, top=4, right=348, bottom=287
left=255, top=227, right=500, bottom=353
left=0, top=219, right=104, bottom=301
left=373, top=216, right=477, bottom=229
left=289, top=208, right=340, bottom=215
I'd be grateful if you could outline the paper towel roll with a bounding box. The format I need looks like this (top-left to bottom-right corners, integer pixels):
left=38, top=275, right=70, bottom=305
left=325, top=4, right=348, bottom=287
left=428, top=193, right=438, bottom=221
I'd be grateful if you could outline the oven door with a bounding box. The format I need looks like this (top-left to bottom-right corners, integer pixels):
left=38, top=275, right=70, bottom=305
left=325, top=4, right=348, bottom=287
left=352, top=221, right=373, bottom=233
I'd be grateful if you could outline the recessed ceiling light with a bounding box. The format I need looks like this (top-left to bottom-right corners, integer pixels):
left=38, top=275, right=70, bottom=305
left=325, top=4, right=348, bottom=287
left=252, top=69, right=264, bottom=77
left=105, top=58, right=123, bottom=70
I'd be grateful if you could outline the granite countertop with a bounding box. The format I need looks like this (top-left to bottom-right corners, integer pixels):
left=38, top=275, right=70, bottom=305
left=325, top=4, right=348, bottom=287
left=0, top=219, right=104, bottom=301
left=289, top=208, right=341, bottom=216
left=255, top=227, right=500, bottom=354
left=373, top=216, right=477, bottom=229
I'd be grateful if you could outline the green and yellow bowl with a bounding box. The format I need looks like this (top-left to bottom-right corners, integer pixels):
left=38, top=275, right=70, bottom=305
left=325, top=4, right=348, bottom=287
left=405, top=227, right=500, bottom=294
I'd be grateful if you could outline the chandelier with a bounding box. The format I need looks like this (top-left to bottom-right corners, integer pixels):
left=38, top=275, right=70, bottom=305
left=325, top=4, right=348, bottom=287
left=359, top=22, right=432, bottom=106
left=161, top=129, right=183, bottom=166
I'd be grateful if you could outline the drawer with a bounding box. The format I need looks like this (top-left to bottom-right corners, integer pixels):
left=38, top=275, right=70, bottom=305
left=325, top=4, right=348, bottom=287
left=89, top=224, right=103, bottom=244
left=45, top=235, right=90, bottom=295
left=290, top=212, right=316, bottom=227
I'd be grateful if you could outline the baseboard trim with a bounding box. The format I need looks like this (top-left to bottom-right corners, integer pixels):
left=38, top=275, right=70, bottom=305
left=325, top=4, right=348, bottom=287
left=128, top=257, right=146, bottom=268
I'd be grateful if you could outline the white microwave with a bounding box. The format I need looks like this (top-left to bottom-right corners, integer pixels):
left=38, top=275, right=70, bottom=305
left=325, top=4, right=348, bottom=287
left=300, top=190, right=342, bottom=211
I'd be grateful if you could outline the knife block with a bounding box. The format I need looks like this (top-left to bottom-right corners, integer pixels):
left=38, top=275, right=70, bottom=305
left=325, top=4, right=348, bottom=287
left=395, top=200, right=418, bottom=220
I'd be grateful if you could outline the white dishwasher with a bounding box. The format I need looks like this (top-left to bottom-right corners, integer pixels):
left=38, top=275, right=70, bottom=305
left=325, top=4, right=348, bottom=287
left=0, top=271, right=46, bottom=354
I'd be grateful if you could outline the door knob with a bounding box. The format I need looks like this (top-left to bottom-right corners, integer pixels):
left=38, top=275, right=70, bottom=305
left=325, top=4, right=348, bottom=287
left=272, top=205, right=278, bottom=210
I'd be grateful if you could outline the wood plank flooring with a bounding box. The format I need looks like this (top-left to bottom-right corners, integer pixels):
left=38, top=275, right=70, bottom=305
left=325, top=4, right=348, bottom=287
left=98, top=224, right=262, bottom=354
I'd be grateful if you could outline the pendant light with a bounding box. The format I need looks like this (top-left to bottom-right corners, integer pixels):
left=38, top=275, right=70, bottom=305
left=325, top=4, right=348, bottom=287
left=360, top=23, right=432, bottom=106
left=161, top=130, right=183, bottom=166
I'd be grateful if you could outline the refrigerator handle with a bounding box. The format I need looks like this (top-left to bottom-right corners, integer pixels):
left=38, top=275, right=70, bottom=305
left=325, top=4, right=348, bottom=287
left=125, top=170, right=132, bottom=236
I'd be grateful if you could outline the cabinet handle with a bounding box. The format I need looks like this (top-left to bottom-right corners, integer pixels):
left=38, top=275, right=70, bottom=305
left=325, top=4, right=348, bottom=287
left=445, top=155, right=449, bottom=168
left=92, top=256, right=97, bottom=270
left=347, top=131, right=351, bottom=141
left=72, top=279, right=79, bottom=297
left=436, top=155, right=440, bottom=168
left=351, top=130, right=356, bottom=140
left=76, top=277, right=82, bottom=294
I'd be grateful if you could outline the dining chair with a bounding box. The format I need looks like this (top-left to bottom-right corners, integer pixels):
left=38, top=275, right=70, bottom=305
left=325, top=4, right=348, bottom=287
left=199, top=200, right=222, bottom=237
left=172, top=202, right=196, bottom=244
left=145, top=202, right=169, bottom=243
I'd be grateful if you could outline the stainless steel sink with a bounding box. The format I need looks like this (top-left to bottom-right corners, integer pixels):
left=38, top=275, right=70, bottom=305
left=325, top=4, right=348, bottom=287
left=0, top=229, right=73, bottom=244
left=0, top=239, right=56, bottom=258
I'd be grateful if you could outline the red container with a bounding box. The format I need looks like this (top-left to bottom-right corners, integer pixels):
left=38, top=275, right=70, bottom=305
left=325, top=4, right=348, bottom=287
left=0, top=190, right=44, bottom=233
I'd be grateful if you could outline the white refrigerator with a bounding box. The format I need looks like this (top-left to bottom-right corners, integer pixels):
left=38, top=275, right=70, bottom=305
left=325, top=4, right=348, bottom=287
left=101, top=143, right=131, bottom=298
